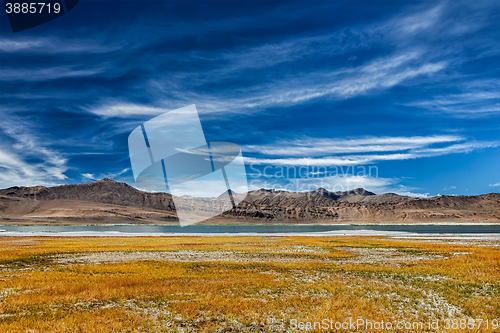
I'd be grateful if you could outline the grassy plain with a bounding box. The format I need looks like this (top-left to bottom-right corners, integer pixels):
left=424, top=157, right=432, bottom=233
left=0, top=236, right=498, bottom=332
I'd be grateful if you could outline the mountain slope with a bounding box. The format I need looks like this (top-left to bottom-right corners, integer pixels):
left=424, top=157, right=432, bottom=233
left=0, top=178, right=175, bottom=211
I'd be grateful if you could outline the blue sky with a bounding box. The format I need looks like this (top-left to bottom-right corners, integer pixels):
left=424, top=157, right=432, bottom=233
left=0, top=0, right=499, bottom=197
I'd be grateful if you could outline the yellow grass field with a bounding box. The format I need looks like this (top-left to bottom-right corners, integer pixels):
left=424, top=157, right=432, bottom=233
left=0, top=236, right=498, bottom=332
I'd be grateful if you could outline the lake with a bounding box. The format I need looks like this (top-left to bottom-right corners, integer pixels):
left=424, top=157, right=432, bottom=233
left=0, top=224, right=499, bottom=236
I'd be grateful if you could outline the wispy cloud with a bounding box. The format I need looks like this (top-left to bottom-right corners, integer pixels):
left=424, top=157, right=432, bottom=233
left=90, top=51, right=446, bottom=117
left=0, top=65, right=108, bottom=81
left=88, top=103, right=171, bottom=118
left=397, top=4, right=444, bottom=35
left=244, top=135, right=464, bottom=156
left=68, top=4, right=456, bottom=118
left=0, top=0, right=497, bottom=195
left=391, top=185, right=430, bottom=198
left=0, top=147, right=66, bottom=188
left=403, top=79, right=500, bottom=116
left=0, top=119, right=68, bottom=188
left=244, top=136, right=497, bottom=166
left=0, top=37, right=124, bottom=54
left=80, top=168, right=130, bottom=182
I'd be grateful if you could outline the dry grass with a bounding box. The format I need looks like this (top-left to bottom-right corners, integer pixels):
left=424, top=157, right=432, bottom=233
left=0, top=236, right=498, bottom=332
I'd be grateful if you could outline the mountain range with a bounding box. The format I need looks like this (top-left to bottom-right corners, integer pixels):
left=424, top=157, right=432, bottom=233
left=0, top=179, right=498, bottom=224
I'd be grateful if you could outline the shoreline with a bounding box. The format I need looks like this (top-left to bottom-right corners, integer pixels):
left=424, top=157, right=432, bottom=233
left=1, top=223, right=499, bottom=238
left=0, top=222, right=499, bottom=226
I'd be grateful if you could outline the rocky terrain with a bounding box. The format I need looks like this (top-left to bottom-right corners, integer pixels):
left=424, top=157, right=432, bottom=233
left=0, top=179, right=498, bottom=224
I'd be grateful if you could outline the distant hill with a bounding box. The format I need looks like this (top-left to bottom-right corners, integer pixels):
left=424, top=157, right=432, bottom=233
left=0, top=178, right=175, bottom=210
left=310, top=187, right=376, bottom=201
left=0, top=179, right=177, bottom=224
left=0, top=179, right=498, bottom=224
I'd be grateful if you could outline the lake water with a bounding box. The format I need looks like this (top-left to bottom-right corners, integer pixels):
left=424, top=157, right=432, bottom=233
left=0, top=224, right=499, bottom=236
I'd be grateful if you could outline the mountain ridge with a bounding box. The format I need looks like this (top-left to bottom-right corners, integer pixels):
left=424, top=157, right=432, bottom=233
left=0, top=179, right=498, bottom=224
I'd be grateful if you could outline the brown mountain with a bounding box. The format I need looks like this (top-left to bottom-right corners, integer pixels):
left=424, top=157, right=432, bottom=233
left=0, top=179, right=177, bottom=224
left=0, top=179, right=498, bottom=224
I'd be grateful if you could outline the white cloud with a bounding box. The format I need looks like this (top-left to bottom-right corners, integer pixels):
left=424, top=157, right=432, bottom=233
left=393, top=186, right=430, bottom=198
left=83, top=3, right=474, bottom=119
left=126, top=3, right=462, bottom=117
left=0, top=121, right=68, bottom=189
left=90, top=51, right=446, bottom=117
left=392, top=4, right=444, bottom=35
left=402, top=79, right=500, bottom=116
left=81, top=168, right=130, bottom=182
left=0, top=66, right=107, bottom=81
left=277, top=60, right=446, bottom=104
left=88, top=103, right=171, bottom=118
left=489, top=182, right=500, bottom=187
left=0, top=147, right=66, bottom=188
left=244, top=136, right=498, bottom=166
left=0, top=37, right=123, bottom=54
left=244, top=135, right=464, bottom=156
